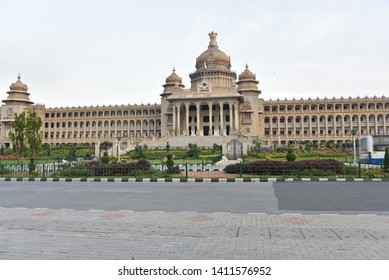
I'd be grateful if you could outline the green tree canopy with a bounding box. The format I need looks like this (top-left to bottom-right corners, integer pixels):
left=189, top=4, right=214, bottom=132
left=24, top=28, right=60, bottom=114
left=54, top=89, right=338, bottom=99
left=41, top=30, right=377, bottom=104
left=8, top=111, right=27, bottom=160
left=25, top=111, right=43, bottom=158
left=9, top=111, right=43, bottom=160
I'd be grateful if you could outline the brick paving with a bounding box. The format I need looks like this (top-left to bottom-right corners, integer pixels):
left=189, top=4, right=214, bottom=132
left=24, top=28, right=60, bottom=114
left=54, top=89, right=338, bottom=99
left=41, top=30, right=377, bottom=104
left=1, top=207, right=389, bottom=259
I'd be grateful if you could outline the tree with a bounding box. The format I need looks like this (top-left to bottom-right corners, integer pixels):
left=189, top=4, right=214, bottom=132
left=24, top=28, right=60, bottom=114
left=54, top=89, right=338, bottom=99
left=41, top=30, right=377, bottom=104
left=166, top=142, right=170, bottom=154
left=9, top=112, right=27, bottom=160
left=286, top=148, right=297, bottom=162
left=100, top=141, right=112, bottom=153
left=67, top=144, right=77, bottom=161
left=25, top=111, right=43, bottom=158
left=187, top=143, right=200, bottom=158
left=384, top=147, right=389, bottom=173
left=132, top=144, right=145, bottom=159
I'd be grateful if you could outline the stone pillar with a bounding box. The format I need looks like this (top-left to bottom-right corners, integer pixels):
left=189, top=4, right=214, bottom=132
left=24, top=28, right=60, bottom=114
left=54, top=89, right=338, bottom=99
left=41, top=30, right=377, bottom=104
left=95, top=140, right=100, bottom=158
left=185, top=103, right=189, bottom=136
left=220, top=103, right=224, bottom=136
left=172, top=105, right=176, bottom=136
left=208, top=102, right=213, bottom=136
left=177, top=105, right=181, bottom=136
left=196, top=103, right=201, bottom=136
left=229, top=102, right=233, bottom=135
left=112, top=141, right=118, bottom=157
left=234, top=102, right=240, bottom=134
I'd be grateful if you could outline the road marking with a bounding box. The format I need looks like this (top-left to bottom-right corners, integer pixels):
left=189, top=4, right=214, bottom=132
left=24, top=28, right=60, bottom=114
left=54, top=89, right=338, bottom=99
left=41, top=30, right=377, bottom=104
left=248, top=212, right=266, bottom=215
left=149, top=211, right=166, bottom=213
left=357, top=214, right=378, bottom=216
left=281, top=213, right=302, bottom=215
left=180, top=211, right=198, bottom=214
left=89, top=209, right=104, bottom=212
left=320, top=213, right=339, bottom=216
left=60, top=208, right=75, bottom=211
left=34, top=208, right=49, bottom=210
left=118, top=210, right=134, bottom=213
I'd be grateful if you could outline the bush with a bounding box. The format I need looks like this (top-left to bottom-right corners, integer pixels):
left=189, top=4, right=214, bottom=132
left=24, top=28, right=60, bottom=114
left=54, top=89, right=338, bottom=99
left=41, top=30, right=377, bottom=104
left=286, top=148, right=296, bottom=162
left=101, top=151, right=110, bottom=164
left=132, top=145, right=145, bottom=159
left=166, top=154, right=174, bottom=169
left=187, top=143, right=200, bottom=158
left=167, top=166, right=181, bottom=174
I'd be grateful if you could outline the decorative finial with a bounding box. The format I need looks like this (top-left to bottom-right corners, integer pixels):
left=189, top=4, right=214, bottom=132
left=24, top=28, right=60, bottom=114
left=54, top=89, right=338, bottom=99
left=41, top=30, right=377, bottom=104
left=172, top=68, right=176, bottom=73
left=245, top=64, right=249, bottom=69
left=208, top=31, right=218, bottom=47
left=17, top=73, right=21, bottom=81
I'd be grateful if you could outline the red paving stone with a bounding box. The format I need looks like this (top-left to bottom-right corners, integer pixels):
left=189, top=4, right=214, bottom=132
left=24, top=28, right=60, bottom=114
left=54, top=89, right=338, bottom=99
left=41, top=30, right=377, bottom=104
left=31, top=211, right=55, bottom=217
left=100, top=213, right=126, bottom=220
left=190, top=215, right=212, bottom=223
left=285, top=216, right=310, bottom=225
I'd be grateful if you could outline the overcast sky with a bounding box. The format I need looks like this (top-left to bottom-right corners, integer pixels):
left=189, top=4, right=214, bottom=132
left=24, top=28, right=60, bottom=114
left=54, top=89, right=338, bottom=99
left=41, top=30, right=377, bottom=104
left=0, top=0, right=388, bottom=108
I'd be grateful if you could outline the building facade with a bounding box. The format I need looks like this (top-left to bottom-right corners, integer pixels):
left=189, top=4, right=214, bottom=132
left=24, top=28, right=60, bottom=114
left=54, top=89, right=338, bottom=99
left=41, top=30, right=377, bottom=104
left=1, top=32, right=388, bottom=151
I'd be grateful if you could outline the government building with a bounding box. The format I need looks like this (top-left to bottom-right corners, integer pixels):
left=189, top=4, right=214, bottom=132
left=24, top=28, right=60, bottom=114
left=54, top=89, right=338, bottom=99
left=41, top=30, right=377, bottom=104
left=1, top=32, right=388, bottom=157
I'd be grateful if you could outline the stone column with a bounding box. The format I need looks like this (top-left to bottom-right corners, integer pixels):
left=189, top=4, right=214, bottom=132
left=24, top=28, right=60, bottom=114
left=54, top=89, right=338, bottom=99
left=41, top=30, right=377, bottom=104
left=177, top=105, right=181, bottom=136
left=196, top=103, right=201, bottom=136
left=208, top=102, right=213, bottom=136
left=95, top=140, right=100, bottom=158
left=229, top=102, right=233, bottom=135
left=185, top=103, right=189, bottom=136
left=220, top=103, right=224, bottom=136
left=172, top=105, right=176, bottom=136
left=234, top=102, right=240, bottom=134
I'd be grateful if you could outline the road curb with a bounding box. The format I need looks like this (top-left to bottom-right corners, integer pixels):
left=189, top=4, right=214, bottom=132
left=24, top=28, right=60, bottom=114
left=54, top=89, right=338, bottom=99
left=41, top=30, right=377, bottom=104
left=0, top=177, right=385, bottom=182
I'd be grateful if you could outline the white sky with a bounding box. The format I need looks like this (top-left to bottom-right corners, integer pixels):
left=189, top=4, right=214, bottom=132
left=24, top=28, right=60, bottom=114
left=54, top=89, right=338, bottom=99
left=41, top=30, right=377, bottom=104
left=0, top=0, right=388, bottom=108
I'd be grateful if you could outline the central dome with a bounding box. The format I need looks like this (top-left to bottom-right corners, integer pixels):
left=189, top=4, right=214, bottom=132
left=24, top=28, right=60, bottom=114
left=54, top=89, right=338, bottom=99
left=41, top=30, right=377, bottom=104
left=195, top=32, right=231, bottom=70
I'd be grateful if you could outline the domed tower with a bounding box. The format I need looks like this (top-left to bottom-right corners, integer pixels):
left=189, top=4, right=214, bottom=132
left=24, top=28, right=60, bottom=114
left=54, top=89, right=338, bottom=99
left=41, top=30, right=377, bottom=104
left=160, top=68, right=184, bottom=136
left=189, top=32, right=237, bottom=92
left=1, top=74, right=35, bottom=147
left=236, top=65, right=261, bottom=137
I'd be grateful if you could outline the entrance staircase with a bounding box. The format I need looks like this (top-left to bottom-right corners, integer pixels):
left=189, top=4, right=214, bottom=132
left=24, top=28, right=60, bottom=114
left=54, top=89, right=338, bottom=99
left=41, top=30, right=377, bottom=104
left=144, top=135, right=240, bottom=149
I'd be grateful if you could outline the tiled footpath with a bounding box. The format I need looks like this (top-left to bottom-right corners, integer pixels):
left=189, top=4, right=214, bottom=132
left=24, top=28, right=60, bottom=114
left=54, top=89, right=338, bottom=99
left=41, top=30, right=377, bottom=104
left=0, top=207, right=389, bottom=259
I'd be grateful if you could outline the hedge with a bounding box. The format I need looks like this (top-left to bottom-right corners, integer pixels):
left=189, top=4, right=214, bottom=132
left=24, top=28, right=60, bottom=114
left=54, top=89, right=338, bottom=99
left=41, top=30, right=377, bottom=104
left=224, top=159, right=343, bottom=176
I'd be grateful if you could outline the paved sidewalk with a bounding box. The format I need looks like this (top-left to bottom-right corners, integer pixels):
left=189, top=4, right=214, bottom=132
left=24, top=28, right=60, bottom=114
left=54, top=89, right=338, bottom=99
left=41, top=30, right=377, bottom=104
left=1, top=207, right=389, bottom=259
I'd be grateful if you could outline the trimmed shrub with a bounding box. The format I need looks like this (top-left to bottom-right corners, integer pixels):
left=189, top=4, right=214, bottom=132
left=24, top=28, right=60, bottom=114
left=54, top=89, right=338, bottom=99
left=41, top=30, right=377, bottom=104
left=286, top=148, right=296, bottom=162
left=166, top=154, right=174, bottom=169
left=224, top=159, right=343, bottom=176
left=101, top=151, right=110, bottom=164
left=58, top=159, right=152, bottom=177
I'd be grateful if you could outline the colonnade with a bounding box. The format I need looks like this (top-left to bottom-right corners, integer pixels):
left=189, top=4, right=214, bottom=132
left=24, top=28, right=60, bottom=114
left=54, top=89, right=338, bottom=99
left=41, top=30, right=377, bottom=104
left=171, top=101, right=240, bottom=136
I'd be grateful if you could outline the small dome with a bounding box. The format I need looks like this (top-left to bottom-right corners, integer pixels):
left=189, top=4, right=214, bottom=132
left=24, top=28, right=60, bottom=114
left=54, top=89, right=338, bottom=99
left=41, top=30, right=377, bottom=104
left=9, top=74, right=28, bottom=92
left=195, top=32, right=231, bottom=70
left=238, top=64, right=256, bottom=80
left=165, top=68, right=182, bottom=84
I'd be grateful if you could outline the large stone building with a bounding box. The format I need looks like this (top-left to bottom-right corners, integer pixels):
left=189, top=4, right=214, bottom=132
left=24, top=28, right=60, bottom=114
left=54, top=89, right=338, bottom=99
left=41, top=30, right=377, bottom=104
left=1, top=32, right=388, bottom=155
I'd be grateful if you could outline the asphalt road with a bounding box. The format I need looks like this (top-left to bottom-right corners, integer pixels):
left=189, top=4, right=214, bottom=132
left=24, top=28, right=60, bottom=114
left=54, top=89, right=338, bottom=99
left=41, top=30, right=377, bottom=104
left=1, top=181, right=389, bottom=214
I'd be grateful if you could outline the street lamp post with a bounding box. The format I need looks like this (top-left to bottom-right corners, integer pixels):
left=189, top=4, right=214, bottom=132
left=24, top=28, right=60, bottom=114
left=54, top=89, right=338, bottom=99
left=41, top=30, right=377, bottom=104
left=350, top=129, right=357, bottom=165
left=117, top=136, right=122, bottom=162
